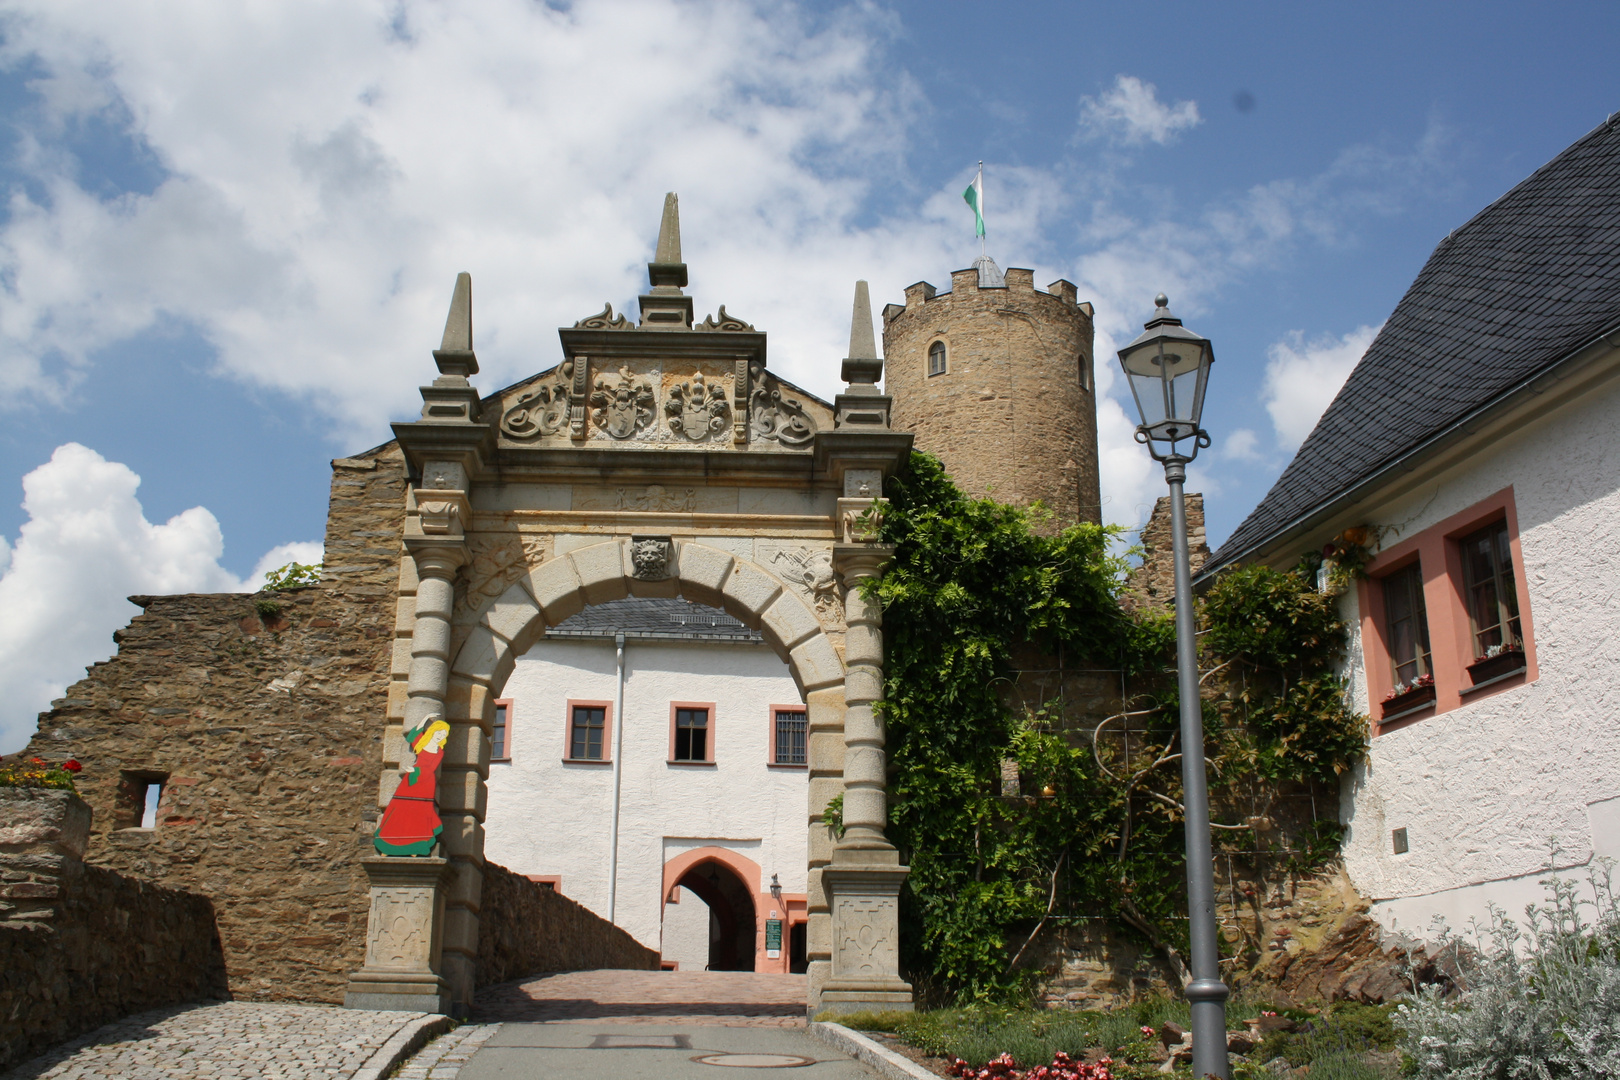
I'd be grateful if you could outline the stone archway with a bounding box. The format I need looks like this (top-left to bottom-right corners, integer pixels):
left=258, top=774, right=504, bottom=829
left=345, top=251, right=914, bottom=1019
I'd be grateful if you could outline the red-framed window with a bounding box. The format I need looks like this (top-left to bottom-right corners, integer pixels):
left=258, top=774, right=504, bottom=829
left=565, top=699, right=612, bottom=762
left=1359, top=487, right=1537, bottom=733
left=769, top=705, right=808, bottom=767
left=668, top=701, right=716, bottom=764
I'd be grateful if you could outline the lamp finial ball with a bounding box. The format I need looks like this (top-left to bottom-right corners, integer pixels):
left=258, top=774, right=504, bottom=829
left=1154, top=293, right=1169, bottom=309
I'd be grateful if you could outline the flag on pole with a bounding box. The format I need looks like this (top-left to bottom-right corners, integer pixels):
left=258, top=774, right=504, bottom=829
left=962, top=165, right=985, bottom=238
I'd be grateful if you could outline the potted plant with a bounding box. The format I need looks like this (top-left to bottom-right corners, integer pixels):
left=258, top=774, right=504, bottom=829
left=1381, top=673, right=1436, bottom=719
left=1467, top=641, right=1526, bottom=685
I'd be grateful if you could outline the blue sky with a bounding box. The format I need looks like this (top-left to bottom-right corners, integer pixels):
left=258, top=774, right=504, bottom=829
left=0, top=0, right=1617, bottom=751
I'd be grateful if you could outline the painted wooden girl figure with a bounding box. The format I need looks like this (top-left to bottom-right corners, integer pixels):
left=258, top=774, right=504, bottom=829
left=374, top=718, right=451, bottom=856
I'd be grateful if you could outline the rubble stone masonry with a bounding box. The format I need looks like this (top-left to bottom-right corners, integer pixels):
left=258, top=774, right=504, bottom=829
left=883, top=267, right=1101, bottom=525
left=475, top=862, right=660, bottom=988
left=0, top=789, right=228, bottom=1071
left=15, top=446, right=408, bottom=1003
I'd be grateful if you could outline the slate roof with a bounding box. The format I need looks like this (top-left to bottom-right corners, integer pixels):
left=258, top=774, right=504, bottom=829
left=1204, top=115, right=1620, bottom=576
left=546, top=596, right=762, bottom=642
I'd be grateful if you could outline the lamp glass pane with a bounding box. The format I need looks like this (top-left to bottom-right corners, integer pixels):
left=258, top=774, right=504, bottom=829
left=1168, top=367, right=1202, bottom=425
left=1127, top=366, right=1168, bottom=426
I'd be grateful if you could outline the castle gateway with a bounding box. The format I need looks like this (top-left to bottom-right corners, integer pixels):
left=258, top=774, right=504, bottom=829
left=345, top=195, right=914, bottom=1016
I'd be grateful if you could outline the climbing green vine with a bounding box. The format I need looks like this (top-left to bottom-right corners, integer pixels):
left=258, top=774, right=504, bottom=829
left=868, top=452, right=1368, bottom=1005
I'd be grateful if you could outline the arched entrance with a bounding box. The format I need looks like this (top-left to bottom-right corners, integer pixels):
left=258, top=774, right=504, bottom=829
left=345, top=246, right=914, bottom=1018
left=673, top=857, right=755, bottom=972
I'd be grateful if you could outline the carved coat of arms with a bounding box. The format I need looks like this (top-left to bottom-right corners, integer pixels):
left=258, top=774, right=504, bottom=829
left=589, top=366, right=656, bottom=439
left=664, top=372, right=730, bottom=441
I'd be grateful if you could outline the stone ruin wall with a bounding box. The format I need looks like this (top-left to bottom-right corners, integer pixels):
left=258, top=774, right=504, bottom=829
left=0, top=789, right=228, bottom=1071
left=15, top=447, right=408, bottom=1002
left=476, top=863, right=660, bottom=988
left=883, top=268, right=1101, bottom=526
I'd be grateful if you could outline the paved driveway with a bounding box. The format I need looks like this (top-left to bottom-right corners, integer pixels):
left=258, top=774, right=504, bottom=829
left=473, top=970, right=808, bottom=1026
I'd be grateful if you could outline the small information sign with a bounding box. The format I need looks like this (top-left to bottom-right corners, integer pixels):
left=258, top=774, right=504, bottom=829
left=765, top=918, right=783, bottom=959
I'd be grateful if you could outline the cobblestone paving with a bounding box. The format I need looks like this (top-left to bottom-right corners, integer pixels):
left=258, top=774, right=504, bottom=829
left=472, top=970, right=808, bottom=1026
left=390, top=1025, right=499, bottom=1080
left=3, top=1001, right=431, bottom=1080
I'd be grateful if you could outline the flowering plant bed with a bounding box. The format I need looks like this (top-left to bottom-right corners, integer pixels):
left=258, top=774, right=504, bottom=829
left=1380, top=675, right=1435, bottom=718
left=1466, top=645, right=1525, bottom=685
left=0, top=757, right=80, bottom=790
left=948, top=1050, right=1114, bottom=1080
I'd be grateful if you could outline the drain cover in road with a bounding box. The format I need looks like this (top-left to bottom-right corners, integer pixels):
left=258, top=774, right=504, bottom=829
left=693, top=1053, right=816, bottom=1068
left=592, top=1034, right=691, bottom=1048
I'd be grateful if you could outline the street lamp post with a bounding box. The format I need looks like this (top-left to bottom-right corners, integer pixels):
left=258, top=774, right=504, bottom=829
left=1117, top=294, right=1228, bottom=1080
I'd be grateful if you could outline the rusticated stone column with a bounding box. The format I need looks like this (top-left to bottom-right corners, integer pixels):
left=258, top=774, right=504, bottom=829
left=819, top=500, right=913, bottom=1014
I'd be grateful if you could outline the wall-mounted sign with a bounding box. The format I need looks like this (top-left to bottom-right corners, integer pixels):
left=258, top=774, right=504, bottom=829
left=765, top=918, right=783, bottom=959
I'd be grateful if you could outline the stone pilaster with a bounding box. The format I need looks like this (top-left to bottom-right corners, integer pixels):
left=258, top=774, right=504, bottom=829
left=819, top=530, right=913, bottom=1013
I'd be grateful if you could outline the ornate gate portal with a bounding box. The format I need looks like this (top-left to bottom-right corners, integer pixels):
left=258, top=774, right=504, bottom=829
left=344, top=196, right=913, bottom=1016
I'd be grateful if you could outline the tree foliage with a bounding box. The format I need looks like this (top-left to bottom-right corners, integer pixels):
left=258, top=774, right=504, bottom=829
left=870, top=453, right=1369, bottom=1004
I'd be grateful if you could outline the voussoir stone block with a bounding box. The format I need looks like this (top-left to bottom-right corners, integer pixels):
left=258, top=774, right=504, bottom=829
left=451, top=625, right=509, bottom=686
left=676, top=543, right=734, bottom=607
left=722, top=560, right=783, bottom=620
left=526, top=556, right=587, bottom=626
left=791, top=634, right=845, bottom=693
left=760, top=592, right=822, bottom=653
left=437, top=768, right=488, bottom=820
left=443, top=723, right=490, bottom=775
left=569, top=541, right=630, bottom=606
left=483, top=581, right=544, bottom=653
left=809, top=775, right=845, bottom=817
left=439, top=814, right=486, bottom=860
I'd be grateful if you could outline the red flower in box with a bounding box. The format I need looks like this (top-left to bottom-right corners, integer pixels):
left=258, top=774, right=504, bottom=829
left=62, top=760, right=82, bottom=773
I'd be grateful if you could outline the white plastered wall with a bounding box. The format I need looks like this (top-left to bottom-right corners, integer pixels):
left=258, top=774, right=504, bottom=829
left=482, top=637, right=808, bottom=954
left=1338, top=375, right=1620, bottom=940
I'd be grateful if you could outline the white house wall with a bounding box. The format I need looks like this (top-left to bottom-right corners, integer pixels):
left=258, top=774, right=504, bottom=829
left=1338, top=375, right=1620, bottom=940
left=482, top=637, right=808, bottom=953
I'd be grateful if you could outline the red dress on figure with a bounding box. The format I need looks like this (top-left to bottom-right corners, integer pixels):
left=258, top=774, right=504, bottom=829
left=374, top=747, right=444, bottom=856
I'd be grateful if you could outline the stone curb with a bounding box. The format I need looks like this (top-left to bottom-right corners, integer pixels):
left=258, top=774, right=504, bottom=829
left=808, top=1021, right=938, bottom=1080
left=351, top=1013, right=457, bottom=1080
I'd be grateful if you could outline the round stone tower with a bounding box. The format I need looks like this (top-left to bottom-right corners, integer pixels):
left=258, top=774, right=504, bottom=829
left=881, top=257, right=1101, bottom=524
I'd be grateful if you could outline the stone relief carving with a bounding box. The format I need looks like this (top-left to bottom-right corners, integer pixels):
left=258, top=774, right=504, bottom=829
left=695, top=305, right=755, bottom=332
left=614, top=485, right=697, bottom=512
left=500, top=361, right=572, bottom=439
left=573, top=302, right=632, bottom=329
left=454, top=533, right=551, bottom=625
left=834, top=896, right=897, bottom=976
left=842, top=502, right=886, bottom=544
left=630, top=538, right=673, bottom=580
left=748, top=361, right=817, bottom=447
left=770, top=545, right=843, bottom=625
left=416, top=499, right=462, bottom=536
left=844, top=470, right=882, bottom=498
left=423, top=462, right=466, bottom=490
left=664, top=372, right=731, bottom=441
left=367, top=890, right=434, bottom=969
left=589, top=366, right=656, bottom=439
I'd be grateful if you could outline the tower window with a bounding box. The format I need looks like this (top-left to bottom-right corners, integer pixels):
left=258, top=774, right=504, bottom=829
left=927, top=341, right=947, bottom=377
left=116, top=770, right=168, bottom=830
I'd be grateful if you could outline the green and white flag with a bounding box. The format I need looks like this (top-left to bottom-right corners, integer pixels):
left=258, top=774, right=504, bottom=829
left=963, top=165, right=985, bottom=238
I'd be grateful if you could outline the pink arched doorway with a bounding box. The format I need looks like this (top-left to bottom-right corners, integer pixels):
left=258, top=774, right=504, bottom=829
left=661, top=846, right=806, bottom=974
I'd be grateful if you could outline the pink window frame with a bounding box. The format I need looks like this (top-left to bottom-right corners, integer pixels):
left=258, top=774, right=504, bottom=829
left=563, top=698, right=613, bottom=763
left=668, top=701, right=717, bottom=765
left=491, top=697, right=514, bottom=762
left=767, top=704, right=809, bottom=768
left=1359, top=486, right=1538, bottom=734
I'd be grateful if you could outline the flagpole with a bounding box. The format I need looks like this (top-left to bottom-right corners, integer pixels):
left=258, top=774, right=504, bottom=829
left=978, top=161, right=985, bottom=257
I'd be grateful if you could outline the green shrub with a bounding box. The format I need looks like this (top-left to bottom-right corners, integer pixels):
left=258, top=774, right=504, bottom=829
left=262, top=560, right=321, bottom=590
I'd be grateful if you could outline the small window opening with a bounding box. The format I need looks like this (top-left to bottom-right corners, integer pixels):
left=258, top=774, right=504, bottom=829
left=116, top=770, right=168, bottom=830
left=492, top=700, right=510, bottom=760
left=1078, top=351, right=1093, bottom=392
left=774, top=710, right=807, bottom=765
left=1382, top=562, right=1432, bottom=687
left=1461, top=520, right=1521, bottom=658
left=570, top=705, right=606, bottom=760
left=1392, top=827, right=1409, bottom=855
left=674, top=707, right=709, bottom=762
left=927, top=341, right=947, bottom=377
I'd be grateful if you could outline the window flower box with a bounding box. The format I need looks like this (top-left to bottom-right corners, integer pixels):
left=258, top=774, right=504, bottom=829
left=1381, top=675, right=1435, bottom=719
left=1467, top=645, right=1525, bottom=686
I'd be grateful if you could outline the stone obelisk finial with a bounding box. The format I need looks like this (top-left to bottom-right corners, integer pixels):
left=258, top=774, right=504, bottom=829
left=840, top=280, right=883, bottom=396
left=418, top=271, right=480, bottom=422
left=640, top=192, right=694, bottom=328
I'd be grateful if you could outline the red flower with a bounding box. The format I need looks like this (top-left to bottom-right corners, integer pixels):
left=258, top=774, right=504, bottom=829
left=62, top=760, right=82, bottom=773
left=30, top=758, right=46, bottom=765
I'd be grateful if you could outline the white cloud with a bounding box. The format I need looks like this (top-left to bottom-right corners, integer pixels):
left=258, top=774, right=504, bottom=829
left=1078, top=75, right=1201, bottom=146
left=0, top=444, right=319, bottom=754
left=1223, top=428, right=1262, bottom=462
left=0, top=0, right=947, bottom=434
left=1262, top=324, right=1382, bottom=450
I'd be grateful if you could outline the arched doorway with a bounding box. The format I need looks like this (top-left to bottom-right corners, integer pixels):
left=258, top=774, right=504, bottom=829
left=674, top=858, right=756, bottom=971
